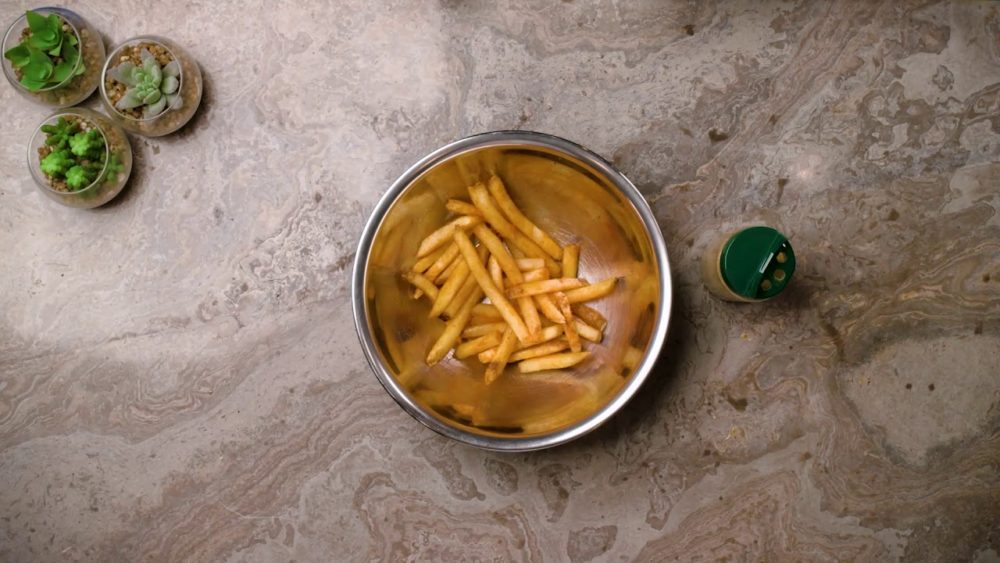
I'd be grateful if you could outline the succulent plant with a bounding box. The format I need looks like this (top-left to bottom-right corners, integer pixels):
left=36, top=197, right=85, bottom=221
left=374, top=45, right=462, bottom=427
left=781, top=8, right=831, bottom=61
left=110, top=48, right=182, bottom=118
left=3, top=11, right=84, bottom=91
left=37, top=117, right=117, bottom=192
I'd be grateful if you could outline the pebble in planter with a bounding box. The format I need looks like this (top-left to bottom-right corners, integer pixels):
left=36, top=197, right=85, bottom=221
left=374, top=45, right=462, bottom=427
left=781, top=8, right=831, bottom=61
left=1, top=8, right=104, bottom=107
left=28, top=107, right=132, bottom=209
left=100, top=36, right=202, bottom=136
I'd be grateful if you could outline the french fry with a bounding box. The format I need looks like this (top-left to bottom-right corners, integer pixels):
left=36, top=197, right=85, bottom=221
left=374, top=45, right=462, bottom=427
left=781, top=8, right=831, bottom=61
left=574, top=319, right=603, bottom=342
left=429, top=260, right=469, bottom=318
left=416, top=215, right=482, bottom=258
left=412, top=245, right=447, bottom=274
left=478, top=325, right=564, bottom=362
left=444, top=274, right=480, bottom=319
left=454, top=230, right=531, bottom=343
left=425, top=286, right=485, bottom=365
left=445, top=199, right=483, bottom=217
left=522, top=324, right=563, bottom=347
left=522, top=269, right=548, bottom=282
left=487, top=176, right=562, bottom=260
left=509, top=338, right=570, bottom=362
left=535, top=294, right=565, bottom=323
left=563, top=277, right=618, bottom=304
left=403, top=272, right=439, bottom=301
left=430, top=248, right=461, bottom=284
left=506, top=278, right=586, bottom=299
left=516, top=258, right=545, bottom=271
left=518, top=351, right=590, bottom=373
left=518, top=294, right=542, bottom=342
left=455, top=331, right=502, bottom=359
left=554, top=292, right=582, bottom=352
left=470, top=303, right=502, bottom=321
left=571, top=304, right=607, bottom=331
left=485, top=327, right=518, bottom=384
left=473, top=225, right=523, bottom=283
left=488, top=255, right=504, bottom=290
left=561, top=244, right=580, bottom=278
left=461, top=321, right=507, bottom=339
left=623, top=345, right=643, bottom=370
left=468, top=183, right=561, bottom=275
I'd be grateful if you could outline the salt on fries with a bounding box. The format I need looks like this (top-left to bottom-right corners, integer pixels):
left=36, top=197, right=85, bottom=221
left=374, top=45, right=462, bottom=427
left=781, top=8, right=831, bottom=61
left=404, top=175, right=619, bottom=383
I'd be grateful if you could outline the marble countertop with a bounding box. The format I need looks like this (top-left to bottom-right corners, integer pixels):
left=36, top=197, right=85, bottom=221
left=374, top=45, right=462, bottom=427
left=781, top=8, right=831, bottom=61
left=2, top=1, right=999, bottom=561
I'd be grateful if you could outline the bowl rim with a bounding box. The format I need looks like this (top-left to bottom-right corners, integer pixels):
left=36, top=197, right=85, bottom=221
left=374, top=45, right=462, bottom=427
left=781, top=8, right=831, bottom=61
left=352, top=130, right=673, bottom=451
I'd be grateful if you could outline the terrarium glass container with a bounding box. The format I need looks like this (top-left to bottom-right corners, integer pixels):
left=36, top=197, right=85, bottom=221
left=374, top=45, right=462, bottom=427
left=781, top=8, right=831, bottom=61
left=99, top=35, right=202, bottom=137
left=1, top=7, right=104, bottom=107
left=28, top=107, right=133, bottom=208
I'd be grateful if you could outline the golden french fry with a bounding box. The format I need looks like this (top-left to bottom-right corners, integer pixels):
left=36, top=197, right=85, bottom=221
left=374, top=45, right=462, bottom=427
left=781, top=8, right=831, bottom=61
left=416, top=215, right=482, bottom=258
left=426, top=286, right=485, bottom=365
left=563, top=277, right=618, bottom=304
left=468, top=183, right=561, bottom=275
left=444, top=274, right=480, bottom=319
left=454, top=230, right=531, bottom=343
left=478, top=349, right=494, bottom=363
left=488, top=255, right=504, bottom=290
left=561, top=244, right=580, bottom=278
left=424, top=245, right=461, bottom=283
left=510, top=338, right=569, bottom=362
left=445, top=199, right=483, bottom=217
left=535, top=294, right=565, bottom=323
left=429, top=260, right=469, bottom=318
left=518, top=295, right=542, bottom=341
left=623, top=345, right=643, bottom=370
left=571, top=304, right=607, bottom=331
left=574, top=319, right=603, bottom=342
left=522, top=268, right=548, bottom=282
left=554, top=292, right=582, bottom=352
left=478, top=324, right=564, bottom=362
left=470, top=303, right=502, bottom=322
left=473, top=225, right=524, bottom=283
left=522, top=324, right=563, bottom=348
left=516, top=258, right=545, bottom=271
left=518, top=351, right=590, bottom=373
left=461, top=321, right=508, bottom=339
left=506, top=278, right=586, bottom=299
left=403, top=272, right=439, bottom=301
left=412, top=245, right=447, bottom=274
left=485, top=328, right=518, bottom=384
left=487, top=176, right=562, bottom=259
left=455, top=331, right=503, bottom=359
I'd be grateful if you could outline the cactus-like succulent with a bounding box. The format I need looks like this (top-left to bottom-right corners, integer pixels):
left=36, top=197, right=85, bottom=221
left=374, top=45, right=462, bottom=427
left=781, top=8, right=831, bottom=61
left=110, top=48, right=182, bottom=118
left=3, top=11, right=85, bottom=91
left=37, top=116, right=118, bottom=192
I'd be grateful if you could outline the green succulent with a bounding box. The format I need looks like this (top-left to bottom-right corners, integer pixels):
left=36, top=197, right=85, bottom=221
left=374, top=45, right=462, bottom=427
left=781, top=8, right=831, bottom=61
left=2, top=10, right=84, bottom=92
left=111, top=48, right=182, bottom=118
left=105, top=152, right=124, bottom=183
left=40, top=149, right=74, bottom=176
left=40, top=117, right=80, bottom=149
left=38, top=117, right=116, bottom=192
left=64, top=165, right=95, bottom=190
left=69, top=129, right=105, bottom=159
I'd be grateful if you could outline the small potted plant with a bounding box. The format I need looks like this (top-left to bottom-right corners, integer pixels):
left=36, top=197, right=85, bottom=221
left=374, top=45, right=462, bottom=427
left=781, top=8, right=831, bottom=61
left=100, top=35, right=202, bottom=136
left=28, top=107, right=133, bottom=208
left=1, top=8, right=104, bottom=107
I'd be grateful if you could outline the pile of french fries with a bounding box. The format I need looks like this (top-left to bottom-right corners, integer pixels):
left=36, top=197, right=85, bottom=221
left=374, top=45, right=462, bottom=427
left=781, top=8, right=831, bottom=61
left=404, top=176, right=618, bottom=384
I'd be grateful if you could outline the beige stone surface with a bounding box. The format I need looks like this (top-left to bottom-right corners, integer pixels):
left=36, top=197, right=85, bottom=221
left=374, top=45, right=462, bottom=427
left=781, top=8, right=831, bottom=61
left=1, top=1, right=999, bottom=561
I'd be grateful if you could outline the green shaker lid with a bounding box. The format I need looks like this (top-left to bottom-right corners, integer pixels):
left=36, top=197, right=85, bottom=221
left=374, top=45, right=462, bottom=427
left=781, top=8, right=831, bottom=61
left=720, top=226, right=795, bottom=300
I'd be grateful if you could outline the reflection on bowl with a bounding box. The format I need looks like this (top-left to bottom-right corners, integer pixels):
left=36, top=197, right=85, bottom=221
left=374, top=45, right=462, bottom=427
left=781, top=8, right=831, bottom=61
left=353, top=131, right=672, bottom=451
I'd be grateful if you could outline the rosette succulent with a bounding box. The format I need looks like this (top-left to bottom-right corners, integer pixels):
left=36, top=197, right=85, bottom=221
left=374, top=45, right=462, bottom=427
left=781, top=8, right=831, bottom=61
left=110, top=48, right=182, bottom=118
left=3, top=10, right=85, bottom=91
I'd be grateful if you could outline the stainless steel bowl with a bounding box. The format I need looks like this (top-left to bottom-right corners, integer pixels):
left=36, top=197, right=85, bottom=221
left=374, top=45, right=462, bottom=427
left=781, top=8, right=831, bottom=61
left=352, top=131, right=672, bottom=451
